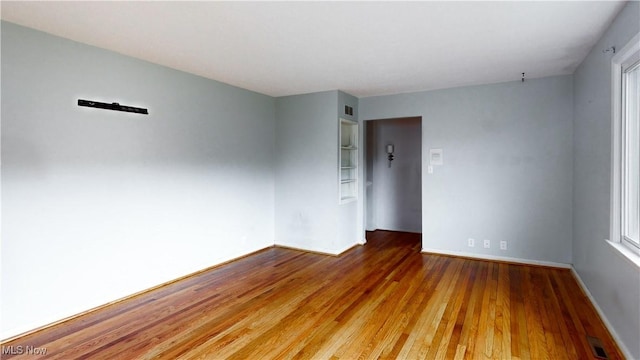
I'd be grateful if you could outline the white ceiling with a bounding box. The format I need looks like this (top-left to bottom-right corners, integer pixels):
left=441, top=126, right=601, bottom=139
left=0, top=1, right=626, bottom=98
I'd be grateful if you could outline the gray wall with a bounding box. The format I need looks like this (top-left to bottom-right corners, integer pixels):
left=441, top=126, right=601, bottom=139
left=365, top=120, right=376, bottom=230
left=360, top=76, right=574, bottom=264
left=368, top=117, right=422, bottom=233
left=274, top=91, right=339, bottom=253
left=274, top=91, right=361, bottom=254
left=1, top=22, right=276, bottom=338
left=572, top=1, right=640, bottom=358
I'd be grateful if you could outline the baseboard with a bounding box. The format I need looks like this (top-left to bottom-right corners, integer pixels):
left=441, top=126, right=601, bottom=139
left=335, top=242, right=362, bottom=255
left=421, top=248, right=572, bottom=269
left=570, top=267, right=634, bottom=360
left=1, top=245, right=275, bottom=343
left=375, top=227, right=422, bottom=234
left=275, top=242, right=361, bottom=257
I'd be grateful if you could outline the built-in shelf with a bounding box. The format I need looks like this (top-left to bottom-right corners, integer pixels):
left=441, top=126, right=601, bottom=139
left=339, top=118, right=358, bottom=204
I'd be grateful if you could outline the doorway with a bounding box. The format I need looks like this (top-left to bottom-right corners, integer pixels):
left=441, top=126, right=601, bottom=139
left=364, top=117, right=422, bottom=234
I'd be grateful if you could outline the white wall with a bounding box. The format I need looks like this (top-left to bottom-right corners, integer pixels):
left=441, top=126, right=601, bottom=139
left=368, top=117, right=421, bottom=233
left=360, top=76, right=574, bottom=265
left=572, top=1, right=640, bottom=358
left=1, top=22, right=276, bottom=339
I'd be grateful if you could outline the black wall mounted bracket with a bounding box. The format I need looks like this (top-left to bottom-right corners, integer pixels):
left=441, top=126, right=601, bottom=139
left=78, top=99, right=148, bottom=115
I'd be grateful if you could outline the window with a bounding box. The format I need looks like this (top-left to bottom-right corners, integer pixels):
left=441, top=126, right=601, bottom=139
left=611, top=32, right=640, bottom=259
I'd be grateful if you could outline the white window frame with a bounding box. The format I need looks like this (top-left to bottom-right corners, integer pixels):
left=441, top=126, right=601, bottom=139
left=609, top=31, right=640, bottom=267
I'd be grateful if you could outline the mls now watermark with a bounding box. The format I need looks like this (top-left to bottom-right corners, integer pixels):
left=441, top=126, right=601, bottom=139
left=2, top=345, right=48, bottom=356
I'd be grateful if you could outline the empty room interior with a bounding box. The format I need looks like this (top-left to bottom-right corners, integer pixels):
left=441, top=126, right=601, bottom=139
left=1, top=1, right=639, bottom=359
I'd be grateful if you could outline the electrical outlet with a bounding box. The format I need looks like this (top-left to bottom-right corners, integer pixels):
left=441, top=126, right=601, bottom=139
left=500, top=241, right=507, bottom=250
left=468, top=238, right=475, bottom=247
left=483, top=239, right=490, bottom=248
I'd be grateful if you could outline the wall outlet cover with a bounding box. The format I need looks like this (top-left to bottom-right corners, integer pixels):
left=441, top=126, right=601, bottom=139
left=500, top=241, right=507, bottom=250
left=483, top=239, right=490, bottom=248
left=468, top=238, right=475, bottom=247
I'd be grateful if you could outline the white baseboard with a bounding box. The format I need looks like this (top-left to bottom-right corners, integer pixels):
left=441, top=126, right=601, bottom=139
left=376, top=227, right=422, bottom=234
left=275, top=242, right=361, bottom=256
left=570, top=267, right=634, bottom=360
left=421, top=247, right=572, bottom=269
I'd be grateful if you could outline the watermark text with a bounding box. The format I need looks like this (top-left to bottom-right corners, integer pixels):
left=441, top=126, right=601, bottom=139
left=1, top=345, right=48, bottom=356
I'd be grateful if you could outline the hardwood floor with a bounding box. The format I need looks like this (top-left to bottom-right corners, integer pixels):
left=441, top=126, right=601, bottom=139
left=1, top=231, right=623, bottom=359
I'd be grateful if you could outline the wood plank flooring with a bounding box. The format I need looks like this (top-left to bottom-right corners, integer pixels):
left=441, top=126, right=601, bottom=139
left=1, top=231, right=623, bottom=359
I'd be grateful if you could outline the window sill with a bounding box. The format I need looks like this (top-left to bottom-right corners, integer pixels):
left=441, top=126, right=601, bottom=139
left=605, top=240, right=640, bottom=269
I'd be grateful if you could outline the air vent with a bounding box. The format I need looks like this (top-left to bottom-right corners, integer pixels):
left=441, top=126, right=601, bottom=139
left=344, top=105, right=353, bottom=116
left=587, top=336, right=608, bottom=359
